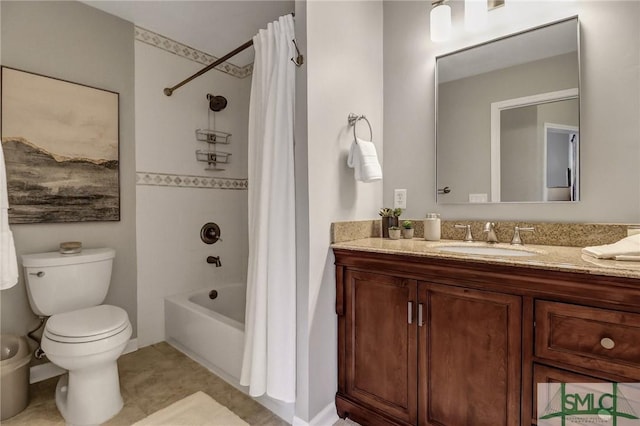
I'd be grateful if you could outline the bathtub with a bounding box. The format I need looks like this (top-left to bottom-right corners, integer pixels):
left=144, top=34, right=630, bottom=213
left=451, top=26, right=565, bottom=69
left=165, top=284, right=246, bottom=380
left=164, top=284, right=294, bottom=422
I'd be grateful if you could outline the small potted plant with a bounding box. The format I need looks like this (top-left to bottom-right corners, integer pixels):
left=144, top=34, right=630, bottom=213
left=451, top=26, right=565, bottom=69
left=379, top=207, right=402, bottom=238
left=388, top=226, right=402, bottom=240
left=401, top=220, right=414, bottom=239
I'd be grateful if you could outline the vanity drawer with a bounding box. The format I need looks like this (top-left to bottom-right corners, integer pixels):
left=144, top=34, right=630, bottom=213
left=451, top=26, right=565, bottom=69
left=535, top=300, right=640, bottom=379
left=531, top=364, right=608, bottom=425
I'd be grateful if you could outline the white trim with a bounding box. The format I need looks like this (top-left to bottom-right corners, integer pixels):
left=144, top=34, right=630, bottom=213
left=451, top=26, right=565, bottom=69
left=292, top=402, right=339, bottom=426
left=543, top=123, right=579, bottom=201
left=490, top=88, right=579, bottom=202
left=29, top=338, right=138, bottom=384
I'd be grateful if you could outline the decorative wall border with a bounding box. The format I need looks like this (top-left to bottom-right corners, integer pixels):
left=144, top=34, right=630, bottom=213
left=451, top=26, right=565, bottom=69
left=134, top=27, right=253, bottom=79
left=136, top=171, right=248, bottom=190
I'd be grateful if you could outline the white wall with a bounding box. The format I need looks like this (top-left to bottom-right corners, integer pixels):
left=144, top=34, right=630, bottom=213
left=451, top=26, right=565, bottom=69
left=384, top=0, right=640, bottom=223
left=295, top=0, right=384, bottom=422
left=135, top=37, right=250, bottom=347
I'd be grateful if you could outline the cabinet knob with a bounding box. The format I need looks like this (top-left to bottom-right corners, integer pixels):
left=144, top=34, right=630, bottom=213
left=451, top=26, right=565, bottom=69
left=600, top=337, right=615, bottom=350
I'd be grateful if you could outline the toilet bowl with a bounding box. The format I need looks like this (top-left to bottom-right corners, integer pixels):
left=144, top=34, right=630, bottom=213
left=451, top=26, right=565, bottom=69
left=43, top=306, right=132, bottom=426
left=22, top=248, right=131, bottom=426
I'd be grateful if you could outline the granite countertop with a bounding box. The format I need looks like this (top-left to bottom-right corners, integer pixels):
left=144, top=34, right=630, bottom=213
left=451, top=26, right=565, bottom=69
left=331, top=237, right=640, bottom=280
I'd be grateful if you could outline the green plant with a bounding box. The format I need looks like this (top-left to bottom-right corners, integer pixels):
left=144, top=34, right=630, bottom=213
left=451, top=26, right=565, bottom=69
left=402, top=220, right=413, bottom=229
left=388, top=226, right=401, bottom=231
left=379, top=207, right=403, bottom=218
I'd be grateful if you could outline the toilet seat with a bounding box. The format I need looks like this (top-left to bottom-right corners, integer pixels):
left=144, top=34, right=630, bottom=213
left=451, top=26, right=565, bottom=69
left=45, top=305, right=129, bottom=344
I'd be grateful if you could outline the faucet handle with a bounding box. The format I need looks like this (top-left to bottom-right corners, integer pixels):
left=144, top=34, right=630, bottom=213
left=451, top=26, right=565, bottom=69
left=511, top=226, right=535, bottom=245
left=454, top=224, right=473, bottom=242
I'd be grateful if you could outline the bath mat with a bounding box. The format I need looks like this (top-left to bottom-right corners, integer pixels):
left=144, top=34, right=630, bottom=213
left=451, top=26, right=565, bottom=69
left=133, top=391, right=248, bottom=426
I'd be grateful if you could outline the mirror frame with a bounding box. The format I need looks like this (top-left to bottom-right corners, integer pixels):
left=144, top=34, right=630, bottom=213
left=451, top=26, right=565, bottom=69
left=435, top=16, right=581, bottom=204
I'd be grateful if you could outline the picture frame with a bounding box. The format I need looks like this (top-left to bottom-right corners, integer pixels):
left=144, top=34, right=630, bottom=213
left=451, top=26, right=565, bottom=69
left=1, top=66, right=120, bottom=223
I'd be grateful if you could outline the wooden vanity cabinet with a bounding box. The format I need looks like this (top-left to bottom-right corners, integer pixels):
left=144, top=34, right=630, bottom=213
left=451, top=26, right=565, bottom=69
left=339, top=269, right=418, bottom=425
left=419, top=283, right=521, bottom=426
left=334, top=248, right=640, bottom=426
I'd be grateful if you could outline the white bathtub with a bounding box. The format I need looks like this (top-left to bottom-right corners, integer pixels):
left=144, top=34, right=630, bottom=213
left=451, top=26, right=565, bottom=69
left=165, top=285, right=246, bottom=380
left=164, top=284, right=294, bottom=422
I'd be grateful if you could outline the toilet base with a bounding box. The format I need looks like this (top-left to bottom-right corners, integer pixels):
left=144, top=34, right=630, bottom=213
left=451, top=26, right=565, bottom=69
left=55, top=363, right=124, bottom=426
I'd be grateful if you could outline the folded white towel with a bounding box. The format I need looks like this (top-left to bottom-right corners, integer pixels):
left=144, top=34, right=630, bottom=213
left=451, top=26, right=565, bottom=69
left=347, top=138, right=382, bottom=183
left=613, top=255, right=640, bottom=262
left=582, top=234, right=640, bottom=259
left=1, top=143, right=19, bottom=290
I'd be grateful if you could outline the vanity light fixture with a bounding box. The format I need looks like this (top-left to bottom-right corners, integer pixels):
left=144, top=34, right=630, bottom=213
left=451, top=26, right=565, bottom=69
left=430, top=0, right=452, bottom=42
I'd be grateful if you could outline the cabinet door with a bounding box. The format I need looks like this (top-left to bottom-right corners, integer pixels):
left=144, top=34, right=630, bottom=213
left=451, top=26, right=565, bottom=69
left=419, top=283, right=522, bottom=426
left=343, top=270, right=418, bottom=424
left=532, top=364, right=609, bottom=425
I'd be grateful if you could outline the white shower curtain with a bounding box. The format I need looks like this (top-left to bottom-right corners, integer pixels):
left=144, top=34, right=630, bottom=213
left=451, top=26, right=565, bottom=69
left=240, top=14, right=296, bottom=403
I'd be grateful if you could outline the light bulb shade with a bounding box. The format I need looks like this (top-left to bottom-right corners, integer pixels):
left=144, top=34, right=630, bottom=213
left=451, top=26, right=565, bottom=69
left=430, top=3, right=452, bottom=42
left=465, top=0, right=488, bottom=32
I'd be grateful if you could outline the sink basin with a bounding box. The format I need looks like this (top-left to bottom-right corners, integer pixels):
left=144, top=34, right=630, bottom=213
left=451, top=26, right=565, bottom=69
left=436, top=245, right=538, bottom=257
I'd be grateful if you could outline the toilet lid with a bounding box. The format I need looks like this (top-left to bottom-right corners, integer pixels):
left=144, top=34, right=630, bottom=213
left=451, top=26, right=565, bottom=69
left=45, top=305, right=130, bottom=342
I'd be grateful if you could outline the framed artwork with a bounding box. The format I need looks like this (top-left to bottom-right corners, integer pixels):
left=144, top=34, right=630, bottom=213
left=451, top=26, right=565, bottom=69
left=1, top=66, right=120, bottom=223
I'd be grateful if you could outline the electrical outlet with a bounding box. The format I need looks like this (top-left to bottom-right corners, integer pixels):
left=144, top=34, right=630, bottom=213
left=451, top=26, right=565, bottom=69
left=394, top=189, right=407, bottom=209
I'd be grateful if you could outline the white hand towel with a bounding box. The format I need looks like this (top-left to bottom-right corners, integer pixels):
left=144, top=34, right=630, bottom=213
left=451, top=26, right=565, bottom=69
left=581, top=234, right=640, bottom=259
left=1, top=142, right=19, bottom=290
left=347, top=137, right=382, bottom=183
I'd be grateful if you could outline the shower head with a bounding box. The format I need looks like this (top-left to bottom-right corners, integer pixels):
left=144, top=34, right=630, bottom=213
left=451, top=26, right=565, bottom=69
left=207, top=94, right=228, bottom=112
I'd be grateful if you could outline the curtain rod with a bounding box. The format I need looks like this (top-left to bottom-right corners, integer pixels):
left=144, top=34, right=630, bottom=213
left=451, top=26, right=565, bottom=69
left=163, top=39, right=253, bottom=96
left=163, top=12, right=296, bottom=97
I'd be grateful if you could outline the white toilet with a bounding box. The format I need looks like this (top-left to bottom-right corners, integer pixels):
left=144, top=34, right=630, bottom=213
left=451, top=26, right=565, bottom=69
left=22, top=248, right=132, bottom=426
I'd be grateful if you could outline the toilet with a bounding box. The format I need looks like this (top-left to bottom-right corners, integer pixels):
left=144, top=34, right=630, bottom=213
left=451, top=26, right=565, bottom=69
left=22, top=248, right=132, bottom=426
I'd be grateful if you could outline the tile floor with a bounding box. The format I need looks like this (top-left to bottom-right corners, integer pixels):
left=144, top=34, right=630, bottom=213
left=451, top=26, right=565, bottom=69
left=3, top=342, right=288, bottom=425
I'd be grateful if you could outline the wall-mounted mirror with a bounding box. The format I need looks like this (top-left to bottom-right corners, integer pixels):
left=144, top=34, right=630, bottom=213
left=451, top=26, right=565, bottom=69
left=436, top=17, right=580, bottom=204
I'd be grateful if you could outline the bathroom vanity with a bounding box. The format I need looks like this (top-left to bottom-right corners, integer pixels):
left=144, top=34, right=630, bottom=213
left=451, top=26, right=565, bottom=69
left=333, top=239, right=640, bottom=426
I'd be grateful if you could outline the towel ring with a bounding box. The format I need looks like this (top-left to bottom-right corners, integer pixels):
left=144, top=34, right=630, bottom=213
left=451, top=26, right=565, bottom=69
left=347, top=113, right=373, bottom=143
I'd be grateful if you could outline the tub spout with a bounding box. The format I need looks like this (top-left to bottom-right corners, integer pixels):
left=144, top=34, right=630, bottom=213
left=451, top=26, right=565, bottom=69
left=207, top=256, right=222, bottom=267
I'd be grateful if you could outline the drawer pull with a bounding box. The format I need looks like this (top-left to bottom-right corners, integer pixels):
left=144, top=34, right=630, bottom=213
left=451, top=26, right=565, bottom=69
left=408, top=302, right=413, bottom=324
left=600, top=337, right=615, bottom=350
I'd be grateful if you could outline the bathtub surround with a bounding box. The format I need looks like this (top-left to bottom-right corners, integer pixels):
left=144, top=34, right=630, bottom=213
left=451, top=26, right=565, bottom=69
left=0, top=1, right=137, bottom=341
left=134, top=27, right=253, bottom=79
left=242, top=14, right=297, bottom=404
left=135, top=20, right=250, bottom=348
left=136, top=171, right=248, bottom=190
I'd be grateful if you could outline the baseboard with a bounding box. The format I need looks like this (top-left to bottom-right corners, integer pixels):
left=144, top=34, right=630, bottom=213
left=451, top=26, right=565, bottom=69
left=29, top=338, right=138, bottom=384
left=292, top=401, right=339, bottom=426
left=29, top=362, right=65, bottom=384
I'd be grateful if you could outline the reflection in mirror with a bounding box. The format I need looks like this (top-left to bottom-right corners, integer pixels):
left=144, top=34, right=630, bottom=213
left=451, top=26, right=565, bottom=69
left=436, top=17, right=580, bottom=204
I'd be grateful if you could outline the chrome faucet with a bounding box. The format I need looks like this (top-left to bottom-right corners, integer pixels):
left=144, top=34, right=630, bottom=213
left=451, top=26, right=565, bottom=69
left=511, top=226, right=535, bottom=245
left=483, top=222, right=498, bottom=243
left=454, top=224, right=474, bottom=242
left=207, top=256, right=222, bottom=267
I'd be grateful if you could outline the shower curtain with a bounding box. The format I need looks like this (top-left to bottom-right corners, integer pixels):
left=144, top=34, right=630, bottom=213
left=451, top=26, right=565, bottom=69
left=240, top=14, right=296, bottom=403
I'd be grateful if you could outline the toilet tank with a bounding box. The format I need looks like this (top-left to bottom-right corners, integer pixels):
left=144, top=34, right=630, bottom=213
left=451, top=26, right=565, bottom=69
left=22, top=248, right=116, bottom=316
